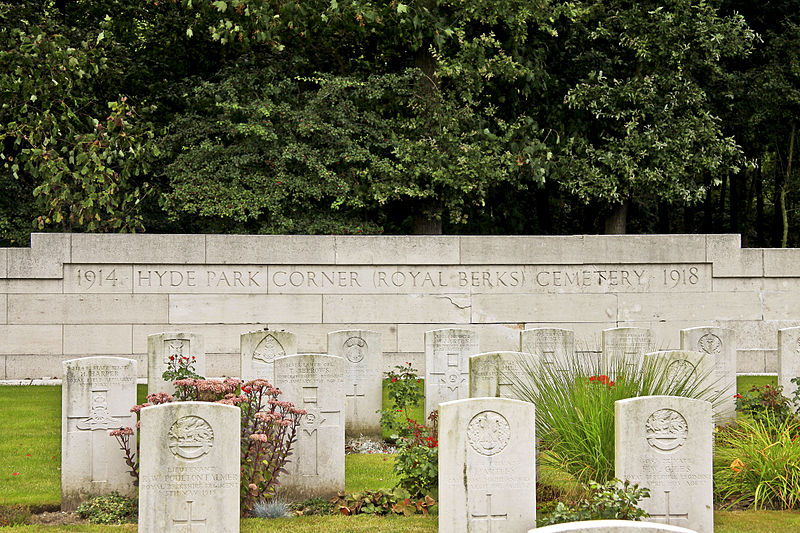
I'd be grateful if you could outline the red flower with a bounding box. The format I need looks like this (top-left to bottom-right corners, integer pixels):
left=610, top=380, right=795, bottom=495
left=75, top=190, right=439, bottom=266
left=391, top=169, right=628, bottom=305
left=169, top=355, right=175, bottom=360
left=12, top=472, right=19, bottom=476
left=391, top=378, right=397, bottom=383
left=734, top=393, right=743, bottom=399
left=589, top=376, right=597, bottom=382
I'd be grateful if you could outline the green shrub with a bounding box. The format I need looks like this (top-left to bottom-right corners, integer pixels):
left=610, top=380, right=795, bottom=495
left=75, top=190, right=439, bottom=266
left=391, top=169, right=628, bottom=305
left=0, top=504, right=32, bottom=526
left=251, top=498, right=292, bottom=519
left=735, top=383, right=797, bottom=426
left=714, top=413, right=800, bottom=510
left=538, top=479, right=650, bottom=526
left=378, top=363, right=425, bottom=441
left=512, top=350, right=719, bottom=484
left=75, top=492, right=137, bottom=524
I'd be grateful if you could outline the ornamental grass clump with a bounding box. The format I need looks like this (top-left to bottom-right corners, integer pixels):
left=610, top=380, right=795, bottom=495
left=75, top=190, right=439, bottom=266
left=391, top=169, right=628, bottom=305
left=511, top=350, right=721, bottom=485
left=112, top=375, right=303, bottom=516
left=715, top=392, right=800, bottom=510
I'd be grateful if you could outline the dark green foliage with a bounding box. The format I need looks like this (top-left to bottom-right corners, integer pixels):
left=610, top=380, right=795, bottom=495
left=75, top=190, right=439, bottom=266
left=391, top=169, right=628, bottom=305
left=75, top=492, right=137, bottom=524
left=379, top=363, right=425, bottom=441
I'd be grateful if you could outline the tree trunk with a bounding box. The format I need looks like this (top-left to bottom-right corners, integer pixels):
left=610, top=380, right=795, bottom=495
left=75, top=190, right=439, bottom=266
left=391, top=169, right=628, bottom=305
left=755, top=164, right=764, bottom=246
left=702, top=173, right=713, bottom=233
left=604, top=200, right=629, bottom=234
left=412, top=213, right=442, bottom=235
left=780, top=122, right=795, bottom=247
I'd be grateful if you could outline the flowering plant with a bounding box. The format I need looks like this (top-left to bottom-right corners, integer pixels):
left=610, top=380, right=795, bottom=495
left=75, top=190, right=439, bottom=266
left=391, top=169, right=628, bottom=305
left=112, top=378, right=302, bottom=516
left=162, top=354, right=202, bottom=383
left=589, top=374, right=615, bottom=387
left=393, top=411, right=438, bottom=498
left=378, top=362, right=424, bottom=440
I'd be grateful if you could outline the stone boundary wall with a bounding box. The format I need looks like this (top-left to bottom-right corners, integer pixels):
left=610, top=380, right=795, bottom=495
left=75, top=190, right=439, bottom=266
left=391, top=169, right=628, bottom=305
left=0, top=233, right=798, bottom=379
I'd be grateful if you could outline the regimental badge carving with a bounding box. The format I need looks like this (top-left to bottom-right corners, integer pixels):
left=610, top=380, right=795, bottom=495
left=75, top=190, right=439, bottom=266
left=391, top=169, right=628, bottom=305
left=252, top=334, right=285, bottom=364
left=467, top=411, right=511, bottom=456
left=697, top=333, right=722, bottom=356
left=443, top=367, right=464, bottom=391
left=168, top=416, right=214, bottom=460
left=343, top=337, right=367, bottom=363
left=165, top=339, right=190, bottom=365
left=666, top=359, right=696, bottom=383
left=645, top=409, right=688, bottom=452
left=301, top=407, right=323, bottom=435
left=76, top=391, right=117, bottom=430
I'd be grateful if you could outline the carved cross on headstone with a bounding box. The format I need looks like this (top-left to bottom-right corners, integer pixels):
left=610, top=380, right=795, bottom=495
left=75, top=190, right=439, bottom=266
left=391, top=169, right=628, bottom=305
left=649, top=490, right=689, bottom=525
left=298, top=386, right=341, bottom=476
left=345, top=383, right=365, bottom=415
left=172, top=499, right=206, bottom=532
left=68, top=388, right=129, bottom=483
left=470, top=492, right=507, bottom=532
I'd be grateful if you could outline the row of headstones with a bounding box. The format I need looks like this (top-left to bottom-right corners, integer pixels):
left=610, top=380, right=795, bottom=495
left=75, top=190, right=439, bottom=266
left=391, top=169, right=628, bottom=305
left=147, top=324, right=800, bottom=437
left=65, top=386, right=711, bottom=532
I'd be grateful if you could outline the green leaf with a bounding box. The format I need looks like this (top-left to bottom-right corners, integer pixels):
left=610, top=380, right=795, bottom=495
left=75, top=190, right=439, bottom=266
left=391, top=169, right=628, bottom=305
left=396, top=3, right=408, bottom=14
left=212, top=0, right=227, bottom=12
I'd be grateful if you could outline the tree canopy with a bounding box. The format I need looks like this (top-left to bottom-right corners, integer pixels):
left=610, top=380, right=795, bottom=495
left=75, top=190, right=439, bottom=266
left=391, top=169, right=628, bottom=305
left=1, top=0, right=798, bottom=245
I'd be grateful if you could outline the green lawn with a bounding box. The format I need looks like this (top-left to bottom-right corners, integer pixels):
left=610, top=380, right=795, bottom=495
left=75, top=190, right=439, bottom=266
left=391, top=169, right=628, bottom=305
left=737, top=374, right=777, bottom=394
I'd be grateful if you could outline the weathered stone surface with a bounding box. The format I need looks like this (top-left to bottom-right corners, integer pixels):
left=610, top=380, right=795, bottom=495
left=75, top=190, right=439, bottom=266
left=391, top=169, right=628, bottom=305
left=241, top=330, right=297, bottom=382
left=169, top=295, right=321, bottom=324
left=63, top=325, right=133, bottom=355
left=520, top=328, right=575, bottom=373
left=583, top=235, right=707, bottom=263
left=327, top=330, right=382, bottom=437
left=397, top=324, right=519, bottom=353
left=425, top=328, right=479, bottom=417
left=615, top=396, right=713, bottom=533
left=335, top=236, right=460, bottom=264
left=273, top=354, right=344, bottom=499
left=147, top=333, right=205, bottom=395
left=0, top=325, right=62, bottom=354
left=72, top=233, right=205, bottom=264
left=778, top=327, right=800, bottom=402
left=617, top=292, right=762, bottom=321
left=439, top=397, right=536, bottom=533
left=460, top=235, right=585, bottom=264
left=473, top=293, right=618, bottom=323
left=8, top=294, right=169, bottom=324
left=61, top=357, right=137, bottom=510
left=7, top=233, right=70, bottom=278
left=737, top=348, right=778, bottom=373
left=706, top=234, right=763, bottom=277
left=469, top=351, right=532, bottom=398
left=680, top=327, right=736, bottom=423
left=138, top=402, right=240, bottom=533
left=764, top=249, right=800, bottom=277
left=323, top=294, right=470, bottom=323
left=602, top=327, right=654, bottom=372
left=532, top=521, right=700, bottom=533
left=206, top=234, right=335, bottom=264
left=63, top=264, right=133, bottom=294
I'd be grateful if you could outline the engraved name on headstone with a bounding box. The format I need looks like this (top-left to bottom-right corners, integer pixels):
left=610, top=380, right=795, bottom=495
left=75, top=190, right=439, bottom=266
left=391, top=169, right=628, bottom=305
left=327, top=330, right=383, bottom=437
left=680, top=327, right=736, bottom=423
left=425, top=328, right=479, bottom=418
left=61, top=357, right=138, bottom=511
left=147, top=332, right=205, bottom=395
left=439, top=397, right=537, bottom=533
left=273, top=354, right=345, bottom=499
left=602, top=327, right=654, bottom=374
left=469, top=351, right=532, bottom=399
left=521, top=328, right=576, bottom=374
left=138, top=401, right=240, bottom=533
left=615, top=396, right=713, bottom=533
left=240, top=330, right=298, bottom=382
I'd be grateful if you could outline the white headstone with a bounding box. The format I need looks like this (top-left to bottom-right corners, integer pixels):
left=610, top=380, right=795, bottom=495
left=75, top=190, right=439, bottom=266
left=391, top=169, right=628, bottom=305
left=240, top=330, right=297, bottom=382
left=521, top=327, right=575, bottom=373
left=138, top=401, right=240, bottom=533
left=778, top=327, right=800, bottom=403
left=642, top=351, right=713, bottom=392
left=327, top=329, right=383, bottom=438
left=531, top=520, right=700, bottom=533
left=439, top=397, right=537, bottom=533
left=425, top=328, right=479, bottom=418
left=147, top=332, right=205, bottom=395
left=273, top=353, right=345, bottom=499
left=469, top=351, right=531, bottom=398
left=680, top=327, right=736, bottom=423
left=61, top=357, right=138, bottom=510
left=602, top=327, right=654, bottom=373
left=615, top=396, right=713, bottom=533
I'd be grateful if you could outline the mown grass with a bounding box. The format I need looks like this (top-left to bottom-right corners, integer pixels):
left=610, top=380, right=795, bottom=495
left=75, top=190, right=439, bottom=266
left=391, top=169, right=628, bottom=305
left=738, top=374, right=777, bottom=394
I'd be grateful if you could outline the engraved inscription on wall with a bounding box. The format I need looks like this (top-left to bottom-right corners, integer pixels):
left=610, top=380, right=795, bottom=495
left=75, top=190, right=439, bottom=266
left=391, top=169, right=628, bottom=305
left=66, top=263, right=711, bottom=294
